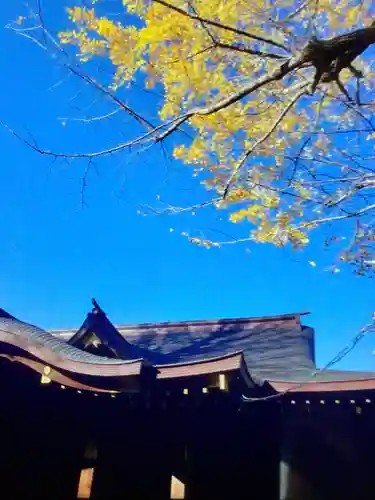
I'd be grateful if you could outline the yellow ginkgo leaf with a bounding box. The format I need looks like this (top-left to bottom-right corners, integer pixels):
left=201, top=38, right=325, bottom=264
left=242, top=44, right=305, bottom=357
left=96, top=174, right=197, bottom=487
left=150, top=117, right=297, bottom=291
left=56, top=0, right=375, bottom=275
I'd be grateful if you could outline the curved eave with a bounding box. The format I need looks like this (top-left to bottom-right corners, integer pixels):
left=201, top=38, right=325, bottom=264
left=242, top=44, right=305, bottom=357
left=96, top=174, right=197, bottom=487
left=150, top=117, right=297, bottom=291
left=155, top=351, right=246, bottom=379
left=269, top=378, right=375, bottom=393
left=0, top=354, right=115, bottom=393
left=0, top=332, right=144, bottom=377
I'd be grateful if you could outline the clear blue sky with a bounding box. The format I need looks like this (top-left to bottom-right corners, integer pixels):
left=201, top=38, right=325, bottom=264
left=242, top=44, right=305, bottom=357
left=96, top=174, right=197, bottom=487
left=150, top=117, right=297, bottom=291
left=0, top=1, right=374, bottom=372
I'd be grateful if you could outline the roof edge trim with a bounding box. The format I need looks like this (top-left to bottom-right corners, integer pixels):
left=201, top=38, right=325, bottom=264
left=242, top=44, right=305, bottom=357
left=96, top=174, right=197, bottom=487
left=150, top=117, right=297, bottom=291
left=0, top=332, right=144, bottom=377
left=50, top=311, right=311, bottom=335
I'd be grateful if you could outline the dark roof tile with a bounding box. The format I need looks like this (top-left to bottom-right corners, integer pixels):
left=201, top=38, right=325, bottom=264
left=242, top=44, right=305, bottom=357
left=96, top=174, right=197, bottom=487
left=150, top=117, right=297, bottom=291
left=51, top=312, right=315, bottom=380
left=0, top=314, right=128, bottom=366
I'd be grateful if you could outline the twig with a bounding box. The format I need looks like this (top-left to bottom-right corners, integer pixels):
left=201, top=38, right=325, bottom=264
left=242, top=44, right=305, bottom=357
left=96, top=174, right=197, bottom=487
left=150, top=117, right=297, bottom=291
left=223, top=86, right=308, bottom=198
left=25, top=8, right=155, bottom=131
left=301, top=203, right=375, bottom=228
left=185, top=2, right=287, bottom=60
left=58, top=109, right=120, bottom=124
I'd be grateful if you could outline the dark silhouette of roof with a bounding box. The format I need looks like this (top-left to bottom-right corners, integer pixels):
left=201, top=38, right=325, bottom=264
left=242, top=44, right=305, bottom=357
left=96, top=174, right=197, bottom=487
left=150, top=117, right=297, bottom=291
left=0, top=307, right=130, bottom=366
left=68, top=298, right=147, bottom=361
left=51, top=306, right=315, bottom=381
left=1, top=303, right=375, bottom=393
left=115, top=318, right=316, bottom=381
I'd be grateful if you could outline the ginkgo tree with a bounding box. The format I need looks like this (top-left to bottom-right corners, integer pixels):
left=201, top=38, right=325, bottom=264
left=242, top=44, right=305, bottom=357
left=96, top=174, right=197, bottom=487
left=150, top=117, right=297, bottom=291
left=12, top=0, right=375, bottom=275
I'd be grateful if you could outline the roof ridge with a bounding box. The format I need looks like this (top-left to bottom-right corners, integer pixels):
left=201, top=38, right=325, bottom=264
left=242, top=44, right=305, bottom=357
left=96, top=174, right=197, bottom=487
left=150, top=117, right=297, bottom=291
left=111, top=311, right=311, bottom=330
left=49, top=311, right=310, bottom=334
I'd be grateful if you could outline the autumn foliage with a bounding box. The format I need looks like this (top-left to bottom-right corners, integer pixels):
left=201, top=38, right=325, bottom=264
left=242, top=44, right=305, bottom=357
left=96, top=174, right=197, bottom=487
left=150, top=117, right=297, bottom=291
left=15, top=1, right=375, bottom=274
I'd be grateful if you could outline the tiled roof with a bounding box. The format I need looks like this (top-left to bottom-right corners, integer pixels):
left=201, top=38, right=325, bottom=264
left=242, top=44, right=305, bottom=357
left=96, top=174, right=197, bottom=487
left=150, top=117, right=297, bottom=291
left=115, top=316, right=315, bottom=381
left=2, top=305, right=375, bottom=394
left=0, top=307, right=254, bottom=389
left=0, top=316, right=130, bottom=366
left=68, top=308, right=146, bottom=361
left=52, top=311, right=315, bottom=381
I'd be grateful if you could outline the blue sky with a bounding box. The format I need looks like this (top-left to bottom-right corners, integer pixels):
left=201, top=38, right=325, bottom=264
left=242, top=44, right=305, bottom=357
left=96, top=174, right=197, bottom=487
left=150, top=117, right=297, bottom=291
left=0, top=1, right=374, bottom=372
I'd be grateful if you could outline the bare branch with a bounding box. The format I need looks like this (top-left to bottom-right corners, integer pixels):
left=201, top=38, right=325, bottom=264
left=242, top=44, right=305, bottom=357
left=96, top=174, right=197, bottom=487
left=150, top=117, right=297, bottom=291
left=18, top=6, right=155, bottom=132
left=302, top=203, right=375, bottom=228
left=281, top=1, right=309, bottom=23
left=65, top=67, right=155, bottom=131
left=58, top=109, right=121, bottom=124
left=141, top=197, right=220, bottom=215
left=326, top=178, right=375, bottom=208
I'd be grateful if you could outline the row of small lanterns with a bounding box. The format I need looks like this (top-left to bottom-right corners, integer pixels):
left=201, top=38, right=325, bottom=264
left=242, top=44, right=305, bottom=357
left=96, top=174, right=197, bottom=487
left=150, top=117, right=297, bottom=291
left=41, top=365, right=227, bottom=398
left=289, top=398, right=371, bottom=404
left=47, top=385, right=213, bottom=398
left=40, top=366, right=374, bottom=407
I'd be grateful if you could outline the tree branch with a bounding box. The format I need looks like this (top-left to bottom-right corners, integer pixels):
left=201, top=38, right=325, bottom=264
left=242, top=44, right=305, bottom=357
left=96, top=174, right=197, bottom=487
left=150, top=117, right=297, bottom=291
left=302, top=203, right=375, bottom=228
left=214, top=40, right=287, bottom=60
left=152, top=0, right=290, bottom=52
left=326, top=178, right=375, bottom=208
left=223, top=86, right=308, bottom=198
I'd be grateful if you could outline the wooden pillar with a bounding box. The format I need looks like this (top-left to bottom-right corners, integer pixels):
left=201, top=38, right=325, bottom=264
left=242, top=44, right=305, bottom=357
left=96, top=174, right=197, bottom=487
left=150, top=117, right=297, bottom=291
left=279, top=407, right=317, bottom=500
left=279, top=446, right=314, bottom=500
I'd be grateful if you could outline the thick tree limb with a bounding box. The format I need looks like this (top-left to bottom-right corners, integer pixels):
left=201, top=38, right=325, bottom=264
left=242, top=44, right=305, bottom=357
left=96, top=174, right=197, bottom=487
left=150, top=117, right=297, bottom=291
left=8, top=12, right=375, bottom=166
left=297, top=22, right=375, bottom=92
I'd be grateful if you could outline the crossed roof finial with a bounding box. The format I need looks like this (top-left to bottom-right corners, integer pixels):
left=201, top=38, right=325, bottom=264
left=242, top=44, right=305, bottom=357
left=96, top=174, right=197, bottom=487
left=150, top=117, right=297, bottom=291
left=91, top=298, right=104, bottom=314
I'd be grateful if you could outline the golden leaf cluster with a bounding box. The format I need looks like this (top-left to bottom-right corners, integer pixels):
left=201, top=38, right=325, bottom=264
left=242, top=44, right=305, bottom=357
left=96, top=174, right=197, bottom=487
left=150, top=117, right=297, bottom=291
left=59, top=0, right=375, bottom=263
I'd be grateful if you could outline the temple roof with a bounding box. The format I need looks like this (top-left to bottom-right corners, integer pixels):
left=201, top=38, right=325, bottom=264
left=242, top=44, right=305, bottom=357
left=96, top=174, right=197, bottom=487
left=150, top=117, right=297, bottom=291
left=0, top=309, right=146, bottom=393
left=54, top=310, right=315, bottom=381
left=1, top=302, right=375, bottom=394
left=0, top=314, right=134, bottom=366
left=68, top=300, right=147, bottom=361
left=117, top=317, right=315, bottom=382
